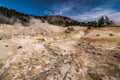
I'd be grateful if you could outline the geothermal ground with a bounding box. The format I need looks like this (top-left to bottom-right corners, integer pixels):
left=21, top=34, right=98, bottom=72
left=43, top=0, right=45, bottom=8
left=0, top=22, right=120, bottom=80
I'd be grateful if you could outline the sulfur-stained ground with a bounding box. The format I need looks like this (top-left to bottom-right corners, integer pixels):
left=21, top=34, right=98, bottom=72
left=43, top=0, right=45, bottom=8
left=0, top=23, right=120, bottom=80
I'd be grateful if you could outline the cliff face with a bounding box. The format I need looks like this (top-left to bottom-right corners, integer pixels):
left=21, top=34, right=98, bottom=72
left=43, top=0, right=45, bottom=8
left=0, top=23, right=120, bottom=80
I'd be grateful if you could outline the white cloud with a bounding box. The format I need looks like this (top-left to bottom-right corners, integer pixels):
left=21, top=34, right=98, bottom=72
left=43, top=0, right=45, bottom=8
left=109, top=12, right=120, bottom=22
left=51, top=0, right=120, bottom=22
left=54, top=6, right=73, bottom=15
left=71, top=8, right=120, bottom=22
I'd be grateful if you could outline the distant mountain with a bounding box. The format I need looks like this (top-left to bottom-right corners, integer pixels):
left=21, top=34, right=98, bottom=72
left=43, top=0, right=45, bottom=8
left=0, top=7, right=86, bottom=26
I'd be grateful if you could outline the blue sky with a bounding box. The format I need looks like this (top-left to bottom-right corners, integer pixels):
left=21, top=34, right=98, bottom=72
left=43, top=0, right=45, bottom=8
left=0, top=0, right=120, bottom=22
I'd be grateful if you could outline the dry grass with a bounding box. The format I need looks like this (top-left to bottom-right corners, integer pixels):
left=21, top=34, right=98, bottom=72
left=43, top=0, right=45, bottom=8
left=82, top=38, right=108, bottom=45
left=98, top=27, right=120, bottom=33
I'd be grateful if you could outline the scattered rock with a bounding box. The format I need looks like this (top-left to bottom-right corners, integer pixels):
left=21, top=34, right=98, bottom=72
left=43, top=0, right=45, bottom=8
left=5, top=45, right=9, bottom=47
left=109, top=33, right=114, bottom=36
left=111, top=50, right=120, bottom=60
left=17, top=46, right=22, bottom=49
left=96, top=34, right=100, bottom=36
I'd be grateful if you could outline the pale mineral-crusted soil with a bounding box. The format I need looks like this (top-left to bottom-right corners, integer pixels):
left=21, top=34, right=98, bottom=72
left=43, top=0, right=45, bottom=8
left=0, top=23, right=120, bottom=80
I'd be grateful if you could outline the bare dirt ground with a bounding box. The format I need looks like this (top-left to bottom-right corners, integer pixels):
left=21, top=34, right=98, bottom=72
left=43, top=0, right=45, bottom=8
left=0, top=23, right=120, bottom=80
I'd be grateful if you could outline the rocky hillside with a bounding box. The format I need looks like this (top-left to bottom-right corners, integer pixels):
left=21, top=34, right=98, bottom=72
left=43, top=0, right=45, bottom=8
left=0, top=22, right=120, bottom=80
left=0, top=7, right=86, bottom=26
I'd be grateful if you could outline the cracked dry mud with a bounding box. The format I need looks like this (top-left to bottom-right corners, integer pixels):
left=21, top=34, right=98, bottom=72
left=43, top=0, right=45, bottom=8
left=0, top=24, right=120, bottom=80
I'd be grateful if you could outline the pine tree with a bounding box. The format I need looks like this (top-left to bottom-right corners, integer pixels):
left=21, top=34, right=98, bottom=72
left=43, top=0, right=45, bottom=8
left=98, top=16, right=104, bottom=27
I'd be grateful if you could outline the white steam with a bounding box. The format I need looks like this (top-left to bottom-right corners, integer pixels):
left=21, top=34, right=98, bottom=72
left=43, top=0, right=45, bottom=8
left=28, top=17, right=64, bottom=34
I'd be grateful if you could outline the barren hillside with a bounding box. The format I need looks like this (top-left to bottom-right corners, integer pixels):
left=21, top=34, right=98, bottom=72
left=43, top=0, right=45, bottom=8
left=0, top=22, right=120, bottom=80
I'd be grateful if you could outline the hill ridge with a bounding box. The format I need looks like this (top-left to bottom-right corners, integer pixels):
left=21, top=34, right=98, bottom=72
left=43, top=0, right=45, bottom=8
left=0, top=6, right=86, bottom=26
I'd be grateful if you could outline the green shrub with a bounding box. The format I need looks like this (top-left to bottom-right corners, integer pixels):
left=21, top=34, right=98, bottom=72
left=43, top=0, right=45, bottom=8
left=65, top=27, right=74, bottom=33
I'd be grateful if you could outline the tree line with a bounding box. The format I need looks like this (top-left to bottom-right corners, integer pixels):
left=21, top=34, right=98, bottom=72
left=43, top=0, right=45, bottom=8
left=87, top=16, right=113, bottom=29
left=0, top=7, right=86, bottom=26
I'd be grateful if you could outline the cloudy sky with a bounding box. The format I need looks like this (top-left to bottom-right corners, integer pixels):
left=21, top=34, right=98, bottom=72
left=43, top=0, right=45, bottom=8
left=0, top=0, right=120, bottom=22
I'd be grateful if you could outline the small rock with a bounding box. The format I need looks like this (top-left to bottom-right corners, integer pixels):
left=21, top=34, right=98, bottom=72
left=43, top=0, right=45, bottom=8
left=5, top=45, right=9, bottom=47
left=17, top=46, right=22, bottom=49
